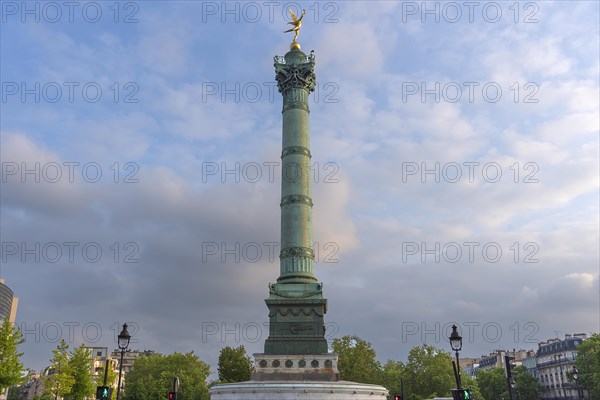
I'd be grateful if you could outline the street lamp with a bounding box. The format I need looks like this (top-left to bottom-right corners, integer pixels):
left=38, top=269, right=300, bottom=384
left=449, top=325, right=463, bottom=389
left=116, top=323, right=131, bottom=400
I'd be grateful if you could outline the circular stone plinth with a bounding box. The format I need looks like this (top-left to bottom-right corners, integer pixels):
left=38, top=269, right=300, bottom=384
left=210, top=381, right=388, bottom=400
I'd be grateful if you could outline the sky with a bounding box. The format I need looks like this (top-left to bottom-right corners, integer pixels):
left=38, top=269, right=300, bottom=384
left=1, top=0, right=599, bottom=376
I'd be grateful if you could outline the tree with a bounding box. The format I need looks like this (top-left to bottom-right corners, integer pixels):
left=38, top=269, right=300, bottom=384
left=477, top=366, right=539, bottom=400
left=65, top=344, right=94, bottom=400
left=380, top=360, right=404, bottom=396
left=332, top=336, right=383, bottom=384
left=460, top=373, right=482, bottom=400
left=512, top=365, right=541, bottom=400
left=217, top=346, right=252, bottom=383
left=123, top=352, right=210, bottom=400
left=43, top=340, right=74, bottom=400
left=575, top=333, right=600, bottom=399
left=0, top=318, right=25, bottom=390
left=476, top=367, right=507, bottom=400
left=402, top=345, right=454, bottom=400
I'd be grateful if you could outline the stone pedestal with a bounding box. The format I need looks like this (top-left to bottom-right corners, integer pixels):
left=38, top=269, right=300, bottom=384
left=209, top=381, right=388, bottom=400
left=210, top=354, right=389, bottom=400
left=264, top=283, right=328, bottom=355
left=252, top=353, right=339, bottom=381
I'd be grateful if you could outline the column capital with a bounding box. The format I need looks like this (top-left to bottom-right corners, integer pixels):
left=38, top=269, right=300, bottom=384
left=274, top=49, right=316, bottom=94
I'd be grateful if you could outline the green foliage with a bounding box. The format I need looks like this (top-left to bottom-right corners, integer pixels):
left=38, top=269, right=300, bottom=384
left=402, top=345, right=455, bottom=400
left=477, top=367, right=508, bottom=400
left=512, top=365, right=541, bottom=400
left=331, top=337, right=475, bottom=400
left=43, top=340, right=75, bottom=400
left=65, top=344, right=94, bottom=400
left=477, top=366, right=540, bottom=400
left=380, top=360, right=404, bottom=396
left=123, top=352, right=210, bottom=400
left=332, top=336, right=383, bottom=384
left=460, top=372, right=482, bottom=400
left=575, top=333, right=600, bottom=399
left=217, top=346, right=252, bottom=383
left=0, top=318, right=25, bottom=389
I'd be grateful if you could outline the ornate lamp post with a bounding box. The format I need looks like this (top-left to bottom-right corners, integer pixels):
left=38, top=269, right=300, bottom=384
left=449, top=325, right=463, bottom=389
left=116, top=323, right=131, bottom=400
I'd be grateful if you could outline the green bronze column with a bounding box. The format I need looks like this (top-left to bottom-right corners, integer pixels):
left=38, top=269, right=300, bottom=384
left=277, top=46, right=317, bottom=284
left=264, top=42, right=328, bottom=355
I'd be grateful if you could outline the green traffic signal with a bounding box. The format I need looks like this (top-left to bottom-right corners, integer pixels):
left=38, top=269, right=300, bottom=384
left=452, top=388, right=472, bottom=400
left=96, top=386, right=111, bottom=400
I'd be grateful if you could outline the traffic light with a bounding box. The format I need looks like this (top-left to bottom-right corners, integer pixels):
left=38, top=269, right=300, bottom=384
left=168, top=392, right=177, bottom=400
left=451, top=388, right=472, bottom=400
left=96, top=386, right=111, bottom=400
left=393, top=394, right=403, bottom=400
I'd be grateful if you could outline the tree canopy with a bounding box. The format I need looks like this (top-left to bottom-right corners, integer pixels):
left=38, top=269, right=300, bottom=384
left=403, top=345, right=455, bottom=399
left=330, top=336, right=480, bottom=400
left=380, top=359, right=404, bottom=396
left=217, top=346, right=252, bottom=383
left=332, top=336, right=383, bottom=384
left=512, top=365, right=541, bottom=400
left=43, top=339, right=75, bottom=400
left=477, top=366, right=540, bottom=400
left=0, top=318, right=25, bottom=390
left=65, top=344, right=94, bottom=400
left=123, top=352, right=210, bottom=400
left=575, top=333, right=600, bottom=399
left=476, top=367, right=507, bottom=400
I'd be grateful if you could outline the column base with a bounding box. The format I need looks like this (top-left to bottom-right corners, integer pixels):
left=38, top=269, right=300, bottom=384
left=252, top=353, right=339, bottom=381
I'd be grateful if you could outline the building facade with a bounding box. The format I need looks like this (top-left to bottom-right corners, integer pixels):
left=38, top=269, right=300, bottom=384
left=477, top=349, right=535, bottom=372
left=13, top=371, right=44, bottom=400
left=0, top=280, right=19, bottom=400
left=110, top=349, right=155, bottom=375
left=0, top=279, right=18, bottom=323
left=537, top=334, right=589, bottom=400
left=86, top=346, right=118, bottom=386
left=522, top=355, right=538, bottom=380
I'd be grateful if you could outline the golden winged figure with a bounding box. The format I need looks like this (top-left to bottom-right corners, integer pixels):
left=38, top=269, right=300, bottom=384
left=284, top=9, right=306, bottom=43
